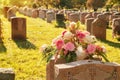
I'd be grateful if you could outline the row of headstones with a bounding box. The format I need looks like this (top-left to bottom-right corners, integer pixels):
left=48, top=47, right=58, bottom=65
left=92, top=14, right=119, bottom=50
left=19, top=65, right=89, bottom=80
left=3, top=6, right=120, bottom=40
left=17, top=7, right=120, bottom=23
left=18, top=7, right=120, bottom=40
left=85, top=12, right=120, bottom=40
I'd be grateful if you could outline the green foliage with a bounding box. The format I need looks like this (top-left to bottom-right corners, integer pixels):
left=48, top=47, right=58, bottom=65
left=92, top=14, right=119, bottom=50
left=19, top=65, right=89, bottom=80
left=86, top=0, right=106, bottom=11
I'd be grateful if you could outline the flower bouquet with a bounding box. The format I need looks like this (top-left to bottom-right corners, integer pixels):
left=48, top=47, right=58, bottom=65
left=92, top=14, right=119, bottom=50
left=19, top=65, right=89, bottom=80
left=41, top=22, right=109, bottom=63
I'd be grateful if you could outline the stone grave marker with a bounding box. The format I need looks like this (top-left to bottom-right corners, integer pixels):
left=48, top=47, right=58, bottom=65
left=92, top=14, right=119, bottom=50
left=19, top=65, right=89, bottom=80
left=39, top=9, right=47, bottom=20
left=55, top=60, right=120, bottom=80
left=69, top=12, right=80, bottom=22
left=0, top=68, right=15, bottom=80
left=3, top=6, right=10, bottom=18
left=55, top=13, right=65, bottom=27
left=7, top=6, right=17, bottom=21
left=46, top=57, right=66, bottom=80
left=11, top=17, right=26, bottom=40
left=91, top=14, right=107, bottom=40
left=80, top=12, right=89, bottom=24
left=85, top=18, right=94, bottom=33
left=85, top=12, right=93, bottom=20
left=65, top=10, right=72, bottom=20
left=92, top=12, right=101, bottom=18
left=112, top=18, right=120, bottom=38
left=46, top=11, right=55, bottom=23
left=31, top=9, right=39, bottom=18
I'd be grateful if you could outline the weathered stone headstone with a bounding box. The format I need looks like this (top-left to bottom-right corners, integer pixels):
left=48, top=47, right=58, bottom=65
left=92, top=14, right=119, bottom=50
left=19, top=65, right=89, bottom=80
left=92, top=12, right=101, bottom=18
left=69, top=12, right=80, bottom=22
left=65, top=10, right=72, bottom=20
left=46, top=11, right=55, bottom=23
left=39, top=9, right=47, bottom=20
left=85, top=13, right=93, bottom=19
left=26, top=8, right=32, bottom=17
left=0, top=68, right=15, bottom=80
left=110, top=12, right=120, bottom=21
left=112, top=18, right=120, bottom=38
left=7, top=6, right=17, bottom=21
left=55, top=13, right=65, bottom=27
left=80, top=12, right=88, bottom=24
left=31, top=9, right=39, bottom=18
left=3, top=6, right=10, bottom=18
left=11, top=17, right=26, bottom=40
left=46, top=57, right=66, bottom=80
left=55, top=60, right=120, bottom=80
left=85, top=18, right=94, bottom=33
left=91, top=14, right=107, bottom=40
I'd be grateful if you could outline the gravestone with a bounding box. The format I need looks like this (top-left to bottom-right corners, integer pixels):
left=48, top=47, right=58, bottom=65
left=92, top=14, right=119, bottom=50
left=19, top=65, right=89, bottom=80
left=85, top=13, right=93, bottom=20
left=91, top=14, right=107, bottom=40
left=46, top=57, right=66, bottom=80
left=69, top=12, right=80, bottom=22
left=92, top=12, right=101, bottom=18
left=0, top=68, right=15, bottom=80
left=55, top=60, right=120, bottom=80
left=80, top=12, right=89, bottom=24
left=31, top=9, right=39, bottom=18
left=26, top=8, right=32, bottom=17
left=11, top=17, right=26, bottom=40
left=55, top=13, right=65, bottom=27
left=39, top=9, right=47, bottom=20
left=85, top=18, right=94, bottom=33
left=3, top=6, right=10, bottom=18
left=46, top=11, right=55, bottom=23
left=65, top=10, right=72, bottom=20
left=7, top=6, right=17, bottom=21
left=112, top=18, right=120, bottom=38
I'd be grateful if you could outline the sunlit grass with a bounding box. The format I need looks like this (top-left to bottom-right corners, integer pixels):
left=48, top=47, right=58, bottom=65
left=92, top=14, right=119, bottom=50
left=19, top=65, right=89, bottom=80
left=0, top=13, right=120, bottom=80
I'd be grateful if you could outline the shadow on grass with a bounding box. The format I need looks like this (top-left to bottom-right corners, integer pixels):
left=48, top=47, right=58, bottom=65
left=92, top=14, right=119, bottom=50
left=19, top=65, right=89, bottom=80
left=100, top=40, right=120, bottom=48
left=13, top=40, right=36, bottom=49
left=0, top=42, right=7, bottom=53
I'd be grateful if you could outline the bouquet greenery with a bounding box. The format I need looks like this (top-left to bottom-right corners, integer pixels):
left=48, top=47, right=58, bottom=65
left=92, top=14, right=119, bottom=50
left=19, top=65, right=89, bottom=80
left=40, top=22, right=109, bottom=62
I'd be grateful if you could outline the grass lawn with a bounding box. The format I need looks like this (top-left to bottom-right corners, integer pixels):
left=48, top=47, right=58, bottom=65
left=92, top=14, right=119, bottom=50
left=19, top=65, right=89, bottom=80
left=0, top=13, right=120, bottom=80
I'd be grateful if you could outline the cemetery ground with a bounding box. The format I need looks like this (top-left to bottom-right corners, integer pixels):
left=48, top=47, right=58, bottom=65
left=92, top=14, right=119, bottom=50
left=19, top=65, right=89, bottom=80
left=0, top=13, right=120, bottom=80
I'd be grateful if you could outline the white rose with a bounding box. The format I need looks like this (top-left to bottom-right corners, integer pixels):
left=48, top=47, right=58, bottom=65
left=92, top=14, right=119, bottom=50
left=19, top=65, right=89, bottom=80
left=101, top=46, right=106, bottom=53
left=75, top=46, right=87, bottom=60
left=84, top=35, right=97, bottom=44
left=63, top=31, right=74, bottom=40
left=40, top=44, right=48, bottom=52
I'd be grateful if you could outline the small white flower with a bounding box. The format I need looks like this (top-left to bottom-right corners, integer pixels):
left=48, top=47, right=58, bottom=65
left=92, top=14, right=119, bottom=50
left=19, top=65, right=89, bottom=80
left=101, top=46, right=106, bottom=53
left=75, top=46, right=87, bottom=60
left=63, top=31, right=74, bottom=40
left=84, top=35, right=97, bottom=44
left=40, top=44, right=48, bottom=52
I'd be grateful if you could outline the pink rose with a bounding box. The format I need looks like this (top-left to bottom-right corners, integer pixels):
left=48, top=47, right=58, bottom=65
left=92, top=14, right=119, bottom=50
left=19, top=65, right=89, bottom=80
left=55, top=39, right=64, bottom=50
left=62, top=31, right=67, bottom=37
left=87, top=44, right=96, bottom=54
left=76, top=30, right=86, bottom=40
left=52, top=35, right=62, bottom=46
left=63, top=42, right=75, bottom=51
